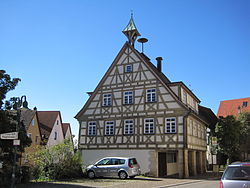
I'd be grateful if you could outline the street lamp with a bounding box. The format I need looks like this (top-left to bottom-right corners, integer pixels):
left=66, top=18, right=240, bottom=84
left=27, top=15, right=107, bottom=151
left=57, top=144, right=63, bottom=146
left=11, top=95, right=28, bottom=188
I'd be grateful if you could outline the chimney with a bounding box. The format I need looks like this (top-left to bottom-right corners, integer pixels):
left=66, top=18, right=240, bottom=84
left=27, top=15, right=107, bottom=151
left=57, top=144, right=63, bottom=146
left=156, top=57, right=163, bottom=72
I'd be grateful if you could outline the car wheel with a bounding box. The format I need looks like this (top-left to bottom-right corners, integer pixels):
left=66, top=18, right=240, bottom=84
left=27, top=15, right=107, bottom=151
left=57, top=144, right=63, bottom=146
left=87, top=170, right=95, bottom=179
left=119, top=171, right=127, bottom=179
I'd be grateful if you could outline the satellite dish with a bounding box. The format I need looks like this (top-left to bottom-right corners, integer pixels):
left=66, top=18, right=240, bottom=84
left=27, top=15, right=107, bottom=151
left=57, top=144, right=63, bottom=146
left=137, top=38, right=148, bottom=53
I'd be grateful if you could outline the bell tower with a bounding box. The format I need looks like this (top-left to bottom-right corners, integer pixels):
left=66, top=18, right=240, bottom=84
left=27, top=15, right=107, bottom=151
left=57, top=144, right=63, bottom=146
left=122, top=14, right=141, bottom=47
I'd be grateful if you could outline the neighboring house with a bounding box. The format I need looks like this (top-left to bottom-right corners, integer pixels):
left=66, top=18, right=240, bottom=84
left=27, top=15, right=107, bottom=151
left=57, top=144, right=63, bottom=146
left=20, top=108, right=42, bottom=165
left=217, top=97, right=250, bottom=161
left=75, top=16, right=216, bottom=178
left=62, top=123, right=73, bottom=144
left=37, top=111, right=65, bottom=148
left=217, top=97, right=250, bottom=117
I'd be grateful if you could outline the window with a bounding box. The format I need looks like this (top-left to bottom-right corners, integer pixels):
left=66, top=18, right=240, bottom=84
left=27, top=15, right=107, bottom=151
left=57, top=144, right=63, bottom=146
left=103, top=93, right=112, bottom=106
left=125, top=64, right=133, bottom=73
left=27, top=133, right=32, bottom=142
left=189, top=119, right=193, bottom=135
left=124, top=119, right=134, bottom=135
left=167, top=153, right=177, bottom=163
left=146, top=89, right=156, bottom=102
left=123, top=91, right=133, bottom=104
left=166, top=117, right=176, bottom=133
left=182, top=91, right=187, bottom=104
left=88, top=121, right=97, bottom=136
left=57, top=120, right=59, bottom=125
left=105, top=121, right=114, bottom=135
left=54, top=132, right=57, bottom=140
left=97, top=158, right=111, bottom=165
left=31, top=119, right=35, bottom=126
left=243, top=101, right=248, bottom=108
left=144, top=118, right=155, bottom=134
left=35, top=136, right=39, bottom=144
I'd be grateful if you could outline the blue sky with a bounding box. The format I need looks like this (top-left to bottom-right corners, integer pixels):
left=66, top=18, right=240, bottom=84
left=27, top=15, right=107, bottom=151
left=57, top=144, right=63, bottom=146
left=1, top=0, right=250, bottom=138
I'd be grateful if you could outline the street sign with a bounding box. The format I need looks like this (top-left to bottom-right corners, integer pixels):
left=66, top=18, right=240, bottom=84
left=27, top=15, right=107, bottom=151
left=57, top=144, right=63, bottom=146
left=0, top=132, right=18, bottom=140
left=13, top=139, right=20, bottom=146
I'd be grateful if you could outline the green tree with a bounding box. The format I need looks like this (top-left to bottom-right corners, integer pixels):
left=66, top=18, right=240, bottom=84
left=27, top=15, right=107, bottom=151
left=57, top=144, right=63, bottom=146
left=0, top=70, right=31, bottom=186
left=238, top=112, right=250, bottom=160
left=215, top=115, right=241, bottom=164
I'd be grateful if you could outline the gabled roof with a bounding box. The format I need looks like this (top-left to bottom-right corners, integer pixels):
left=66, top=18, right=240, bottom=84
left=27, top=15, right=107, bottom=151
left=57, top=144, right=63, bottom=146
left=168, top=81, right=201, bottom=103
left=217, top=97, right=250, bottom=117
left=75, top=42, right=191, bottom=119
left=20, top=108, right=36, bottom=130
left=37, top=111, right=61, bottom=138
left=62, top=123, right=71, bottom=138
left=199, top=105, right=218, bottom=130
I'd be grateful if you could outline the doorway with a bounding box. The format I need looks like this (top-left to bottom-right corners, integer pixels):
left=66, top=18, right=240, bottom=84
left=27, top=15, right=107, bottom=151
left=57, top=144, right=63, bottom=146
left=158, top=152, right=167, bottom=177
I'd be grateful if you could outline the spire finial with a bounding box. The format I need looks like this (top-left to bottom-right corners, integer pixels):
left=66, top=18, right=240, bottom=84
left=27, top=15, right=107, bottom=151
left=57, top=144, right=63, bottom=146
left=122, top=13, right=141, bottom=47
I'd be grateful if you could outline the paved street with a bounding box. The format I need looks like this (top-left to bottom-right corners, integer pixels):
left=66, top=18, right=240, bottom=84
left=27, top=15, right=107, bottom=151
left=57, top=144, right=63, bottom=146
left=17, top=176, right=220, bottom=188
left=156, top=180, right=219, bottom=188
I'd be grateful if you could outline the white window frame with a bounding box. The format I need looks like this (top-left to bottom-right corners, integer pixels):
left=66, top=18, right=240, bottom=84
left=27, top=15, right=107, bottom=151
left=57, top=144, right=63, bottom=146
left=146, top=89, right=156, bottom=102
left=88, top=121, right=97, bottom=136
left=144, top=118, right=155, bottom=134
left=105, top=121, right=115, bottom=135
left=165, top=117, right=177, bottom=133
left=103, top=93, right=112, bottom=106
left=124, top=119, right=134, bottom=135
left=125, top=64, right=133, bottom=73
left=123, top=91, right=133, bottom=105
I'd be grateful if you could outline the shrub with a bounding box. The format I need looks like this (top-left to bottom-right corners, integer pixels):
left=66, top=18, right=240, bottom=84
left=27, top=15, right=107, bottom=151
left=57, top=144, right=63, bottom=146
left=29, top=139, right=83, bottom=181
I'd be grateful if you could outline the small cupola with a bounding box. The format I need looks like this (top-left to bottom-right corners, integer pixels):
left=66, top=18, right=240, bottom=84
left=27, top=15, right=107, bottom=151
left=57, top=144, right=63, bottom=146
left=122, top=14, right=141, bottom=47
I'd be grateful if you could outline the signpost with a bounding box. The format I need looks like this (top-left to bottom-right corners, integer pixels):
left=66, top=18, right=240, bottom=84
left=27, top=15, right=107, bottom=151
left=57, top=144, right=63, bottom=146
left=0, top=132, right=18, bottom=140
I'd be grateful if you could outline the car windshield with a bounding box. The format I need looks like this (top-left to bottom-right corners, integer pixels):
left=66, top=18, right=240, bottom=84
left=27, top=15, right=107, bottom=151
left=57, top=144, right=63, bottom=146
left=223, top=166, right=250, bottom=180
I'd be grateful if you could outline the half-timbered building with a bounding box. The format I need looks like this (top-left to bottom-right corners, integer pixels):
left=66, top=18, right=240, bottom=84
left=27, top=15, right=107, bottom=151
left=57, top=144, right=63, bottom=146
left=75, top=16, right=215, bottom=178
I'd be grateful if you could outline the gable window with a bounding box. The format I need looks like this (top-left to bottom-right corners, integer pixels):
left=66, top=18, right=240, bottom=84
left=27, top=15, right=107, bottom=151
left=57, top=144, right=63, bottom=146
left=31, top=119, right=35, bottom=126
left=103, top=93, right=112, bottom=106
left=105, top=121, right=114, bottom=135
left=57, top=120, right=59, bottom=125
left=88, top=121, right=97, bottom=136
left=243, top=101, right=248, bottom=108
left=144, top=118, right=155, bottom=134
left=166, top=117, right=176, bottom=133
left=146, top=89, right=156, bottom=102
left=54, top=132, right=57, bottom=140
left=125, top=64, right=133, bottom=73
left=124, top=119, right=134, bottom=135
left=123, top=91, right=133, bottom=105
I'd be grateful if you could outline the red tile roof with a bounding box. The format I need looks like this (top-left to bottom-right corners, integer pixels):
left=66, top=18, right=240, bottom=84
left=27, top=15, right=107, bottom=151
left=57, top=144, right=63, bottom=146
left=217, top=97, right=250, bottom=117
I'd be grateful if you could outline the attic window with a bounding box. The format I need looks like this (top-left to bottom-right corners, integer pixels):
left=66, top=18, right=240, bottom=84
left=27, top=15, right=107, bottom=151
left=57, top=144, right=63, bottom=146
left=242, top=101, right=248, bottom=108
left=125, top=64, right=133, bottom=73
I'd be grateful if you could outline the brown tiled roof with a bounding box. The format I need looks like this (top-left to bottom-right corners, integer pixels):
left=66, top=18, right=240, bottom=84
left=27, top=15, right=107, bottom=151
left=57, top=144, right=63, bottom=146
left=37, top=111, right=60, bottom=138
left=62, top=123, right=70, bottom=137
left=217, top=97, right=250, bottom=117
left=20, top=108, right=36, bottom=130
